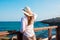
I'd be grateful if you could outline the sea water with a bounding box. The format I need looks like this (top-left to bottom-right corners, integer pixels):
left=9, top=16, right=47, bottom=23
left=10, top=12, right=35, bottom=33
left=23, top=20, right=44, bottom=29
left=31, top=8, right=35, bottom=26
left=0, top=21, right=56, bottom=38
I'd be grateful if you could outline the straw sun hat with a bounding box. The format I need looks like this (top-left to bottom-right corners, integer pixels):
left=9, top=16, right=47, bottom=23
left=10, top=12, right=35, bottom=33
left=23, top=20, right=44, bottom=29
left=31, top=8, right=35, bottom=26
left=22, top=6, right=33, bottom=16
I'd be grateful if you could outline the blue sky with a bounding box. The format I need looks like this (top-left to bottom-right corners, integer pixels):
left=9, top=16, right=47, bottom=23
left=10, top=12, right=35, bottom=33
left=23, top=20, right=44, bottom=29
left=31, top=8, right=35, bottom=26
left=0, top=0, right=60, bottom=21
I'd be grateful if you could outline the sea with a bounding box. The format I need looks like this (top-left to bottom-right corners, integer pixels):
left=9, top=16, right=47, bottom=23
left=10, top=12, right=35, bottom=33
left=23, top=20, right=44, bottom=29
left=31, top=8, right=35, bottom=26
left=0, top=21, right=56, bottom=39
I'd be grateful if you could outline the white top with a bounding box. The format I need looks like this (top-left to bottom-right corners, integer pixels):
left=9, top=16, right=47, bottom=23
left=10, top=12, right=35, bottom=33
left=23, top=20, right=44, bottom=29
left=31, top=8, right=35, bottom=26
left=20, top=13, right=37, bottom=37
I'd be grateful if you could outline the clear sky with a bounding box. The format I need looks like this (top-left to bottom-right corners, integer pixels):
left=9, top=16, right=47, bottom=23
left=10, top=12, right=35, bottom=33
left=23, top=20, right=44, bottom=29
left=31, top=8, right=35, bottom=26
left=0, top=0, right=60, bottom=21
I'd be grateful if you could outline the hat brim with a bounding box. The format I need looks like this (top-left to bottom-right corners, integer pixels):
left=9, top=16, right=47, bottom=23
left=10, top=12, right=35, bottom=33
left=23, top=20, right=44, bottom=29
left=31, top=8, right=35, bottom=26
left=22, top=10, right=33, bottom=16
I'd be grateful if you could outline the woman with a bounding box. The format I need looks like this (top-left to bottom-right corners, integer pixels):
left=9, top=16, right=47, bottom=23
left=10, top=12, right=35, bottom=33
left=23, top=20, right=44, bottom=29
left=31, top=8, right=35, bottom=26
left=20, top=6, right=37, bottom=40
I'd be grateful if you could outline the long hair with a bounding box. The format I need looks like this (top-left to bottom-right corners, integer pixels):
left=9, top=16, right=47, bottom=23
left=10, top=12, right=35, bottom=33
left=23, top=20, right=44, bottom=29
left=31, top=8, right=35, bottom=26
left=27, top=16, right=34, bottom=26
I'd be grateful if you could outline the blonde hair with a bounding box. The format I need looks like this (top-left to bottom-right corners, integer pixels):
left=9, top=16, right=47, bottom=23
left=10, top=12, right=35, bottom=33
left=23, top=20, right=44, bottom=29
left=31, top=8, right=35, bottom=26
left=27, top=16, right=34, bottom=26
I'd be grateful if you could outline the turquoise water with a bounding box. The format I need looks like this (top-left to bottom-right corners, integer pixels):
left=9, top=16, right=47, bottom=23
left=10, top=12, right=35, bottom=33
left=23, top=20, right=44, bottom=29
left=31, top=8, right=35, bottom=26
left=0, top=21, right=56, bottom=38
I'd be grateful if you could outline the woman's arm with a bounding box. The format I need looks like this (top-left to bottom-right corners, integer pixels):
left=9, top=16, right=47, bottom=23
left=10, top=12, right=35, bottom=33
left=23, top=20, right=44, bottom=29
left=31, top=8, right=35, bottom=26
left=33, top=13, right=38, bottom=20
left=20, top=18, right=26, bottom=33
